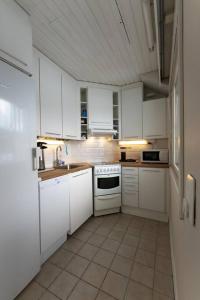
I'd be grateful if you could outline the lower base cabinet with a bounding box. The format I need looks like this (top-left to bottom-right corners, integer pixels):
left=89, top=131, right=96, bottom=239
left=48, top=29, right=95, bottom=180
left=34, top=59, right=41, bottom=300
left=139, top=168, right=166, bottom=213
left=69, top=168, right=93, bottom=234
left=39, top=175, right=70, bottom=263
left=122, top=167, right=168, bottom=219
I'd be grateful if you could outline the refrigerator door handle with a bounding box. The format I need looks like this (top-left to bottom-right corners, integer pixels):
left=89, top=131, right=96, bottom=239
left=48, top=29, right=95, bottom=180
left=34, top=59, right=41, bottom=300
left=32, top=148, right=38, bottom=171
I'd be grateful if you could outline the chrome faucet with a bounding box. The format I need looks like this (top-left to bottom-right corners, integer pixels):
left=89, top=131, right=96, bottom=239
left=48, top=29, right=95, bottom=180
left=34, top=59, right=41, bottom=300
left=55, top=145, right=62, bottom=166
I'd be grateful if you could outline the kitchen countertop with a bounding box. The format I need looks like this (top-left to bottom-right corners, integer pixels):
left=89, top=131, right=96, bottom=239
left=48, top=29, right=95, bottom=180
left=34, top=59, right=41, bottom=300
left=38, top=163, right=93, bottom=181
left=120, top=162, right=169, bottom=168
left=38, top=162, right=169, bottom=181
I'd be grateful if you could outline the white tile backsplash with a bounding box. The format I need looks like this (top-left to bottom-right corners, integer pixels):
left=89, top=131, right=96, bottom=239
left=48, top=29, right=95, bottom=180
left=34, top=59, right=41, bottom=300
left=42, top=138, right=168, bottom=168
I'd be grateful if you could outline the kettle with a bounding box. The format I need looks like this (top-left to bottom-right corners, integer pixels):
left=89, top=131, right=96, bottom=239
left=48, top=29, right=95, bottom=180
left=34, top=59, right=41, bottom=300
left=37, top=142, right=47, bottom=171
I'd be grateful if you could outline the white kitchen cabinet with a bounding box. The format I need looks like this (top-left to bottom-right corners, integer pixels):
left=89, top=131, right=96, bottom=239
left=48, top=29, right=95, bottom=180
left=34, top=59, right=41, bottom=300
left=62, top=72, right=80, bottom=139
left=122, top=167, right=139, bottom=208
left=0, top=0, right=32, bottom=75
left=69, top=168, right=93, bottom=234
left=121, top=84, right=143, bottom=139
left=139, top=168, right=166, bottom=212
left=40, top=56, right=62, bottom=138
left=39, top=176, right=70, bottom=263
left=143, top=98, right=167, bottom=139
left=88, top=87, right=113, bottom=129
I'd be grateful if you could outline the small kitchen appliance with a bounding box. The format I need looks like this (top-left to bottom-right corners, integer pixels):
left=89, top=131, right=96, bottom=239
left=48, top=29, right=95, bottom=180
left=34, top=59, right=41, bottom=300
left=37, top=142, right=47, bottom=170
left=141, top=149, right=169, bottom=163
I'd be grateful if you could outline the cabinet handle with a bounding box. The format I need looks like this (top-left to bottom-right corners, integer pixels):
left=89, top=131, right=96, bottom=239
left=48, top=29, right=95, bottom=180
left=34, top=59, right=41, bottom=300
left=32, top=148, right=37, bottom=171
left=0, top=48, right=28, bottom=67
left=73, top=171, right=88, bottom=178
left=45, top=132, right=61, bottom=136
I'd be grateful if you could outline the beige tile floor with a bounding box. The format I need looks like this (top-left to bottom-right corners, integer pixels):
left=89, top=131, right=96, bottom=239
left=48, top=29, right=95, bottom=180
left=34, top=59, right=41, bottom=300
left=16, top=213, right=174, bottom=300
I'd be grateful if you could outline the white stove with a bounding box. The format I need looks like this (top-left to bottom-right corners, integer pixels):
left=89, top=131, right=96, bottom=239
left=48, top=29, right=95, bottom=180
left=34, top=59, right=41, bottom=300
left=93, top=163, right=121, bottom=216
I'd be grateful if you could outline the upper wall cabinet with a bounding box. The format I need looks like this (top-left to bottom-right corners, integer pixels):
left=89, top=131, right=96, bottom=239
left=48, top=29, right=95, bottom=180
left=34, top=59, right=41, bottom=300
left=0, top=0, right=32, bottom=75
left=62, top=73, right=80, bottom=140
left=121, top=84, right=143, bottom=139
left=88, top=87, right=113, bottom=130
left=143, top=98, right=167, bottom=139
left=40, top=56, right=62, bottom=138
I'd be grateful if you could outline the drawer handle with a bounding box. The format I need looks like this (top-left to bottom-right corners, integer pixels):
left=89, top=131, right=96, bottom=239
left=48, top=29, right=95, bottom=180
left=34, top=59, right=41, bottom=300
left=73, top=171, right=88, bottom=177
left=124, top=191, right=138, bottom=195
left=142, top=169, right=161, bottom=173
left=145, top=134, right=163, bottom=137
left=45, top=132, right=61, bottom=136
left=65, top=134, right=77, bottom=138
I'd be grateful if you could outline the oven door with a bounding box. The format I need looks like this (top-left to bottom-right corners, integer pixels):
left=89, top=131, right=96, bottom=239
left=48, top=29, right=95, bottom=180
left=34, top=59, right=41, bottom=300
left=95, top=174, right=121, bottom=196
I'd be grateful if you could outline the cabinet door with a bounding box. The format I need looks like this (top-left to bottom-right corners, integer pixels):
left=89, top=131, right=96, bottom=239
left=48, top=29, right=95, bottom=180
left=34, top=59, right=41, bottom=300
left=143, top=98, right=167, bottom=138
left=62, top=72, right=80, bottom=139
left=121, top=86, right=143, bottom=139
left=40, top=57, right=62, bottom=138
left=69, top=169, right=93, bottom=234
left=122, top=191, right=139, bottom=207
left=39, top=176, right=69, bottom=259
left=139, top=168, right=166, bottom=212
left=88, top=87, right=113, bottom=129
left=0, top=0, right=32, bottom=75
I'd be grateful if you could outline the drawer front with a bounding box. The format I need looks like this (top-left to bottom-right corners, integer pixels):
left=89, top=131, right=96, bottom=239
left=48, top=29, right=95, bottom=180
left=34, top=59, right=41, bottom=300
left=122, top=167, right=138, bottom=176
left=122, top=183, right=138, bottom=192
left=95, top=194, right=121, bottom=211
left=122, top=175, right=138, bottom=184
left=122, top=191, right=139, bottom=208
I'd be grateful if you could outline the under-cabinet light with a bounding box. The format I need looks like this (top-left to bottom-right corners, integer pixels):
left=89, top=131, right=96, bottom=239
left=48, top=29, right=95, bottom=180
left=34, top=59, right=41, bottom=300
left=37, top=138, right=64, bottom=145
left=119, top=140, right=148, bottom=146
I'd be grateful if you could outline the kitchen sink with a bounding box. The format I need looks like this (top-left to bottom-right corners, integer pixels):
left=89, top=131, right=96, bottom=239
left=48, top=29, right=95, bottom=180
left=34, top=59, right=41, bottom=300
left=55, top=164, right=84, bottom=170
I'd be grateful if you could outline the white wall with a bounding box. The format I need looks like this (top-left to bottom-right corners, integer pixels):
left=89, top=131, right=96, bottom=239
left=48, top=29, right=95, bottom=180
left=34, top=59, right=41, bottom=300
left=170, top=1, right=200, bottom=299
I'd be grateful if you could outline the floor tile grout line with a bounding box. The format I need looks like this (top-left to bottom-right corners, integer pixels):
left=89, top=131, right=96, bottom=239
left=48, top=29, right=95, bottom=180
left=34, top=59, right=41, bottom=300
left=33, top=214, right=172, bottom=300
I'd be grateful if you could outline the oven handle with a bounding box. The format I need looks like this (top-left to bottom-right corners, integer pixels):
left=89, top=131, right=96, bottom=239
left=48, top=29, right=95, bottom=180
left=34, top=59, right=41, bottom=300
left=96, top=174, right=121, bottom=178
left=98, top=194, right=120, bottom=200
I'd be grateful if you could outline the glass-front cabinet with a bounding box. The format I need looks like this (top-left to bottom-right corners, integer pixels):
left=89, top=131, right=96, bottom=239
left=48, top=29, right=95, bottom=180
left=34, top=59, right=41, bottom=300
left=113, top=91, right=120, bottom=140
left=80, top=87, right=120, bottom=140
left=80, top=88, right=88, bottom=140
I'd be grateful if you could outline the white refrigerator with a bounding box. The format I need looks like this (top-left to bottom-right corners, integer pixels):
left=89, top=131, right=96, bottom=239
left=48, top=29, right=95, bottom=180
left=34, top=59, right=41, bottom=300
left=0, top=60, right=40, bottom=300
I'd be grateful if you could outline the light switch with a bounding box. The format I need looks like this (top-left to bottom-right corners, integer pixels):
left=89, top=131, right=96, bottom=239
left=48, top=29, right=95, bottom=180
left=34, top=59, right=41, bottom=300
left=185, top=174, right=196, bottom=226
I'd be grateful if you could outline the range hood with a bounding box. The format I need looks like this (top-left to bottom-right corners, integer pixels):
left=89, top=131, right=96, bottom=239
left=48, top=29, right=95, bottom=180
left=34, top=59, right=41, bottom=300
left=89, top=128, right=117, bottom=136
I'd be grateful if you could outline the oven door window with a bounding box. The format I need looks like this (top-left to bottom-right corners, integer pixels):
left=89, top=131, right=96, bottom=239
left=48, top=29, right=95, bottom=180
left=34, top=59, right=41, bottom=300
left=97, top=176, right=119, bottom=189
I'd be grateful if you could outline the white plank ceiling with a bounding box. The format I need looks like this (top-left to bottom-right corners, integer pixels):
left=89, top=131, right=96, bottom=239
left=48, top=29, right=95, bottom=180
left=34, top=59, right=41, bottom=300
left=16, top=0, right=158, bottom=86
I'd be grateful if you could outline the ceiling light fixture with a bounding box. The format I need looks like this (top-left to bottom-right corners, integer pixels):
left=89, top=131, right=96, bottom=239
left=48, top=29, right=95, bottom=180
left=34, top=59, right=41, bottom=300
left=114, top=0, right=130, bottom=44
left=119, top=140, right=148, bottom=146
left=142, top=0, right=155, bottom=51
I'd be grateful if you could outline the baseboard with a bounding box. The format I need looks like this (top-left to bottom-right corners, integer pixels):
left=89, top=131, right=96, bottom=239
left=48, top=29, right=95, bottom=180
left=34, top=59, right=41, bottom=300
left=169, top=221, right=179, bottom=300
left=122, top=206, right=168, bottom=222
